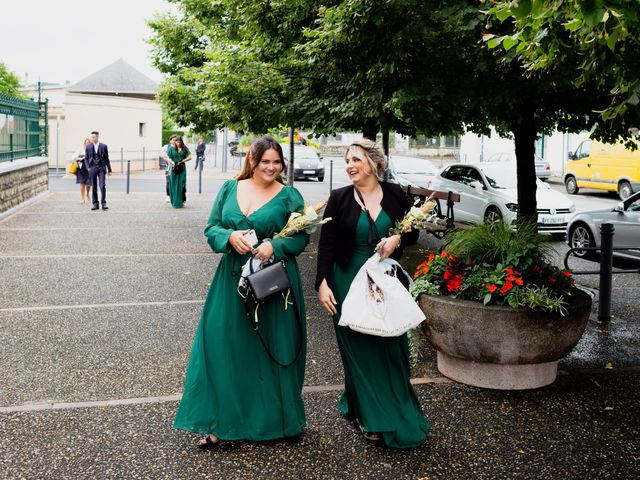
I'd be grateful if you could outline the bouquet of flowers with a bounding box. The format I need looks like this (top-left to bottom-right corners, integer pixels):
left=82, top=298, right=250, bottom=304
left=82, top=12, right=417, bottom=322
left=274, top=201, right=332, bottom=238
left=388, top=195, right=440, bottom=235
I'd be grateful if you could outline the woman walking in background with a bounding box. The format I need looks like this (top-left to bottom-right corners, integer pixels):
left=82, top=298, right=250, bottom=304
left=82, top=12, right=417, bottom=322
left=316, top=139, right=430, bottom=448
left=73, top=138, right=92, bottom=204
left=174, top=135, right=309, bottom=447
left=167, top=136, right=192, bottom=208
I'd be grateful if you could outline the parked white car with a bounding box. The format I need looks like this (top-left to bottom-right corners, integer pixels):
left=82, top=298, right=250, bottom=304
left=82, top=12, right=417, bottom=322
left=387, top=155, right=441, bottom=189
left=567, top=190, right=640, bottom=262
left=430, top=163, right=575, bottom=234
left=485, top=152, right=551, bottom=180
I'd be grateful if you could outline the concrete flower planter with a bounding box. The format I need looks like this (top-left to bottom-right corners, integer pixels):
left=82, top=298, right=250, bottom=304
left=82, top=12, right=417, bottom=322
left=418, top=289, right=592, bottom=390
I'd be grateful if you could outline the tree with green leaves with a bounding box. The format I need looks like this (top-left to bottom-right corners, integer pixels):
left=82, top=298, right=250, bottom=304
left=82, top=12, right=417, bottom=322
left=0, top=61, right=24, bottom=97
left=148, top=0, right=618, bottom=222
left=486, top=0, right=640, bottom=148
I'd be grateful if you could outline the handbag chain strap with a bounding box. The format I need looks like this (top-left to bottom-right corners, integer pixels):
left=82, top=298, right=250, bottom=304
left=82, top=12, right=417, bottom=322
left=243, top=291, right=304, bottom=368
left=354, top=187, right=382, bottom=245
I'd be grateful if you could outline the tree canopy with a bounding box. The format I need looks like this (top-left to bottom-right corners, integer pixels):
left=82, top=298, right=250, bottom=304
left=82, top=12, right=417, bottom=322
left=486, top=0, right=640, bottom=147
left=0, top=61, right=24, bottom=97
left=148, top=0, right=632, bottom=220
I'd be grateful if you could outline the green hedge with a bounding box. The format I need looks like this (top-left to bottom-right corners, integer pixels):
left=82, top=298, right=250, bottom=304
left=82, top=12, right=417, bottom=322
left=162, top=129, right=186, bottom=145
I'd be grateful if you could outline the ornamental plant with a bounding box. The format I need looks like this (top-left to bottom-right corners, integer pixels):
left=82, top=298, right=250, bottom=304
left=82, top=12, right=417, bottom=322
left=412, top=221, right=576, bottom=315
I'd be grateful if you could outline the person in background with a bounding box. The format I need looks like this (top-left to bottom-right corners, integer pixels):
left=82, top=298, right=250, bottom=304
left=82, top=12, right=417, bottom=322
left=167, top=136, right=192, bottom=208
left=85, top=131, right=112, bottom=211
left=73, top=138, right=92, bottom=204
left=161, top=135, right=177, bottom=203
left=194, top=137, right=206, bottom=171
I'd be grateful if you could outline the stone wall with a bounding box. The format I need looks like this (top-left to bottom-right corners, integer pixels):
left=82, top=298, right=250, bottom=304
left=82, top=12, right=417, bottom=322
left=0, top=158, right=49, bottom=214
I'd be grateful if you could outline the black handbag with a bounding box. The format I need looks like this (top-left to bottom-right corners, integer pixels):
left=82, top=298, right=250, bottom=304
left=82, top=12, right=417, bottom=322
left=173, top=161, right=185, bottom=174
left=242, top=260, right=303, bottom=367
left=245, top=260, right=292, bottom=303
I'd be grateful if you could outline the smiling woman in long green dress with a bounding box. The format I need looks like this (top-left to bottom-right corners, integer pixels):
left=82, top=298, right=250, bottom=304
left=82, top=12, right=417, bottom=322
left=167, top=136, right=192, bottom=208
left=316, top=139, right=430, bottom=449
left=174, top=136, right=309, bottom=448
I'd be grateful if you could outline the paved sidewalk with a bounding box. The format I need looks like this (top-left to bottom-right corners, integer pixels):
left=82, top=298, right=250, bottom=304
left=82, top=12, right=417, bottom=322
left=0, top=191, right=639, bottom=479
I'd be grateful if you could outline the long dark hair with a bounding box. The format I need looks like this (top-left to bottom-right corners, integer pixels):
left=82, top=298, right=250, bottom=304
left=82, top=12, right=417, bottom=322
left=236, top=135, right=286, bottom=180
left=174, top=136, right=190, bottom=154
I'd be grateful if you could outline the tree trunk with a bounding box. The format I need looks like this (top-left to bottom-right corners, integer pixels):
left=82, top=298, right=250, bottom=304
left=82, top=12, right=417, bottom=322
left=362, top=125, right=378, bottom=141
left=287, top=127, right=295, bottom=185
left=512, top=105, right=538, bottom=225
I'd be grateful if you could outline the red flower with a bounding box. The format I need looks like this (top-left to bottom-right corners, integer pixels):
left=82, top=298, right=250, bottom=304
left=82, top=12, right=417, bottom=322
left=446, top=275, right=463, bottom=293
left=549, top=275, right=557, bottom=285
left=499, top=285, right=509, bottom=294
left=487, top=284, right=497, bottom=293
left=428, top=253, right=436, bottom=262
left=507, top=275, right=517, bottom=282
left=506, top=267, right=514, bottom=275
left=515, top=278, right=524, bottom=286
left=563, top=270, right=572, bottom=278
left=440, top=250, right=449, bottom=258
left=443, top=270, right=452, bottom=280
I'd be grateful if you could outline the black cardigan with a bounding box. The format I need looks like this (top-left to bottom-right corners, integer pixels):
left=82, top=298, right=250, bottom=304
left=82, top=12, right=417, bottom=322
left=315, top=181, right=419, bottom=290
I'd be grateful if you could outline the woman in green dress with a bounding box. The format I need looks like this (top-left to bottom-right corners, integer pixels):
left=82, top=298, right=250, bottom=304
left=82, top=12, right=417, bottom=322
left=167, top=136, right=192, bottom=208
left=316, top=139, right=430, bottom=449
left=174, top=136, right=308, bottom=447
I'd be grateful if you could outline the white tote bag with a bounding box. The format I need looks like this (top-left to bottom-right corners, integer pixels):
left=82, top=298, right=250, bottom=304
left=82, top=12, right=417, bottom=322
left=338, top=253, right=425, bottom=337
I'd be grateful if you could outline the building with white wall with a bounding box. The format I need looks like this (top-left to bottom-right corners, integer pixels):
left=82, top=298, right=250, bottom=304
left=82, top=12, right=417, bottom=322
left=24, top=59, right=162, bottom=172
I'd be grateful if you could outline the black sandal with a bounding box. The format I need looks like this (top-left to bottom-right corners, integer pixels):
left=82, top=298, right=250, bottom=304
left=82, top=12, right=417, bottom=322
left=197, top=435, right=220, bottom=449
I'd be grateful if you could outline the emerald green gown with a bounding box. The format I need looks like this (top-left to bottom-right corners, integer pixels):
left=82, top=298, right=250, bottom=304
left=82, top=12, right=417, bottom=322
left=174, top=179, right=308, bottom=440
left=167, top=146, right=188, bottom=208
left=332, top=210, right=431, bottom=449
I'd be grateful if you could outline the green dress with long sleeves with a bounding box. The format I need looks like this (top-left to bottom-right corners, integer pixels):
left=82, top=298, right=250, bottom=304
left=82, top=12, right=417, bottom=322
left=331, top=210, right=431, bottom=449
left=167, top=146, right=189, bottom=208
left=174, top=179, right=309, bottom=440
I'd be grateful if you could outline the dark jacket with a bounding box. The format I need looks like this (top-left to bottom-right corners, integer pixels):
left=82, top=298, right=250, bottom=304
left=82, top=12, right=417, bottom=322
left=196, top=142, right=206, bottom=157
left=315, top=181, right=419, bottom=290
left=85, top=142, right=112, bottom=173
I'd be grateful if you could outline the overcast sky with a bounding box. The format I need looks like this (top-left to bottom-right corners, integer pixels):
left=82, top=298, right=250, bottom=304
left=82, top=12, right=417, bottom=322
left=1, top=0, right=175, bottom=86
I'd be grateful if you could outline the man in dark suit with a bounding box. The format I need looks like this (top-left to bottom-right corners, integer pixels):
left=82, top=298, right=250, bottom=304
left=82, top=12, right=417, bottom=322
left=85, top=131, right=112, bottom=210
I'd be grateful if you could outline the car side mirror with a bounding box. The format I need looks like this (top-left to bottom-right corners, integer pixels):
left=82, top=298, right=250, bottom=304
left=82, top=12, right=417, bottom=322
left=614, top=202, right=625, bottom=213
left=567, top=151, right=575, bottom=160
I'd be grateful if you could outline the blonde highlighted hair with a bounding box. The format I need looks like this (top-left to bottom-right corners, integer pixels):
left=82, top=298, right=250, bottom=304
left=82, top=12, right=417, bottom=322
left=344, top=139, right=387, bottom=180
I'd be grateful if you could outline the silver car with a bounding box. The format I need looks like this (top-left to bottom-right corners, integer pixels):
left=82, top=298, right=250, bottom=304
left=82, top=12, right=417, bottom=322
left=285, top=145, right=325, bottom=181
left=567, top=190, right=640, bottom=261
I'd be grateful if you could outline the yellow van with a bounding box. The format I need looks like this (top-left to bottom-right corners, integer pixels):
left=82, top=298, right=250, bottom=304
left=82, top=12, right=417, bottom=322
left=565, top=138, right=640, bottom=200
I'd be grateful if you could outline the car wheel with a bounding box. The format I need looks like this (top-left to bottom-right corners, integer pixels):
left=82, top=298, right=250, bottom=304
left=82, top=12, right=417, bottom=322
left=569, top=223, right=594, bottom=258
left=318, top=175, right=324, bottom=182
left=618, top=181, right=633, bottom=200
left=565, top=176, right=579, bottom=195
left=484, top=207, right=502, bottom=225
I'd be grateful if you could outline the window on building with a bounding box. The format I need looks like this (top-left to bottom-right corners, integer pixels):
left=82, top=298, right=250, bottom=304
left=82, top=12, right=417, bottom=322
left=139, top=122, right=146, bottom=137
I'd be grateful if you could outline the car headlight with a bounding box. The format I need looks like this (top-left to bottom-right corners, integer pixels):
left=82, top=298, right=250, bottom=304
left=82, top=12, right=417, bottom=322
left=505, top=203, right=518, bottom=212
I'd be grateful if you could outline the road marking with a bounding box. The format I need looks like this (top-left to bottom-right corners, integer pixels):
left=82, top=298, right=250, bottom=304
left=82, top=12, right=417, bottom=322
left=3, top=367, right=640, bottom=414
left=0, top=252, right=212, bottom=259
left=0, top=377, right=454, bottom=413
left=0, top=226, right=201, bottom=231
left=0, top=299, right=205, bottom=313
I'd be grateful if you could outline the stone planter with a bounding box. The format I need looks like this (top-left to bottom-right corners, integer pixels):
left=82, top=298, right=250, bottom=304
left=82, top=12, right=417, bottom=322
left=418, top=288, right=592, bottom=390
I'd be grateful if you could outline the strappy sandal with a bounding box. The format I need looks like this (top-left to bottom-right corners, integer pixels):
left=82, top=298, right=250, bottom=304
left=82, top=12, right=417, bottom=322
left=359, top=425, right=381, bottom=443
left=197, top=435, right=220, bottom=449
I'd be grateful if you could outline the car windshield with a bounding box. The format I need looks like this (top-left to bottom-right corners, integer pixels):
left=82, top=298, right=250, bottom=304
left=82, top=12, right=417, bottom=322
left=391, top=156, right=438, bottom=174
left=285, top=145, right=318, bottom=159
left=482, top=169, right=518, bottom=189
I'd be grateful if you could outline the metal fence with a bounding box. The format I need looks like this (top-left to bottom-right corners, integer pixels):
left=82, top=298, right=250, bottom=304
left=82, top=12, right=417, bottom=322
left=0, top=93, right=48, bottom=163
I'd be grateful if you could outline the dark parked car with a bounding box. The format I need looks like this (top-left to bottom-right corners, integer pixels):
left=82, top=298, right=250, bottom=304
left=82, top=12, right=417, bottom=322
left=285, top=145, right=325, bottom=181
